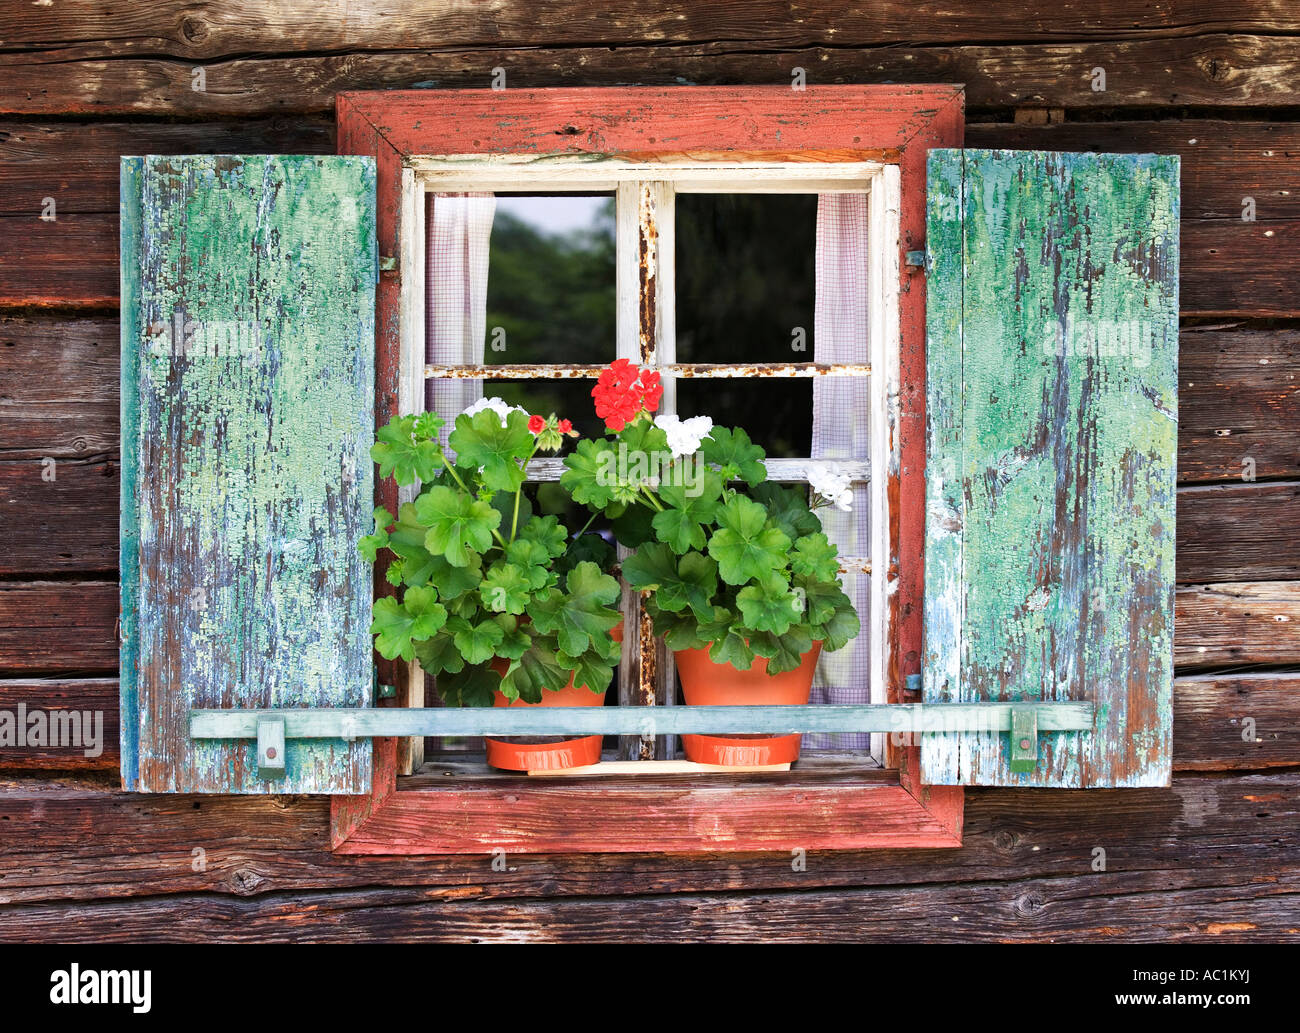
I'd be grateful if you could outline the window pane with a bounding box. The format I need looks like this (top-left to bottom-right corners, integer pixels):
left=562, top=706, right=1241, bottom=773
left=674, top=377, right=812, bottom=458
left=674, top=193, right=817, bottom=363
left=486, top=194, right=616, bottom=366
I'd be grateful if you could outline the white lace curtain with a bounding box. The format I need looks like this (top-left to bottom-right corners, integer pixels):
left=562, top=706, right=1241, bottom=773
left=426, top=193, right=496, bottom=442
left=809, top=193, right=872, bottom=751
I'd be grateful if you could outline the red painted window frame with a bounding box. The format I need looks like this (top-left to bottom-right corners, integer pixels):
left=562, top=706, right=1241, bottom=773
left=332, top=84, right=965, bottom=854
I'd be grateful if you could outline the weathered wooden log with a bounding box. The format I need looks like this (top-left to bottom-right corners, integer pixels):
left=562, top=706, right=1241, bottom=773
left=0, top=772, right=1293, bottom=912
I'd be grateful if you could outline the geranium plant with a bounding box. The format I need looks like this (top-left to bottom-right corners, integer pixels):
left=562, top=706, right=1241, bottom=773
left=359, top=398, right=623, bottom=706
left=562, top=360, right=860, bottom=676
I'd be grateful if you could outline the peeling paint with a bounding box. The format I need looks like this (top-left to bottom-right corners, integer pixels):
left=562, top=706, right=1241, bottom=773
left=922, top=149, right=1179, bottom=789
left=120, top=154, right=377, bottom=794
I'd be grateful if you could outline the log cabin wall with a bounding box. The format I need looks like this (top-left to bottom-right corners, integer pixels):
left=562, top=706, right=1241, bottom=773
left=0, top=1, right=1297, bottom=941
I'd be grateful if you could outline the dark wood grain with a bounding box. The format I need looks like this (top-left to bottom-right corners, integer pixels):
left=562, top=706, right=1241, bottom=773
left=1176, top=582, right=1300, bottom=668
left=0, top=771, right=1293, bottom=907
left=0, top=317, right=118, bottom=460
left=1, top=35, right=1298, bottom=120
left=1174, top=674, right=1300, bottom=770
left=0, top=118, right=334, bottom=215
left=0, top=582, right=117, bottom=674
left=3, top=1, right=1295, bottom=58
left=0, top=458, right=118, bottom=576
left=1177, top=481, right=1300, bottom=584
left=0, top=679, right=118, bottom=769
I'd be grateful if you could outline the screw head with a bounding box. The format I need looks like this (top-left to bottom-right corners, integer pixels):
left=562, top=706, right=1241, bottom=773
left=1018, top=739, right=1032, bottom=751
left=265, top=746, right=277, bottom=760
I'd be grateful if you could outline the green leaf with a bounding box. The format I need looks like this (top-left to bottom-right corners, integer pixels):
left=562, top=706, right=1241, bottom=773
left=412, top=411, right=445, bottom=442
left=752, top=482, right=822, bottom=541
left=370, top=586, right=447, bottom=662
left=412, top=631, right=464, bottom=676
left=371, top=414, right=442, bottom=486
left=449, top=408, right=534, bottom=492
left=790, top=532, right=841, bottom=582
left=622, top=544, right=718, bottom=620
left=701, top=426, right=767, bottom=486
left=609, top=501, right=656, bottom=548
left=749, top=624, right=814, bottom=676
left=438, top=663, right=500, bottom=708
left=357, top=506, right=394, bottom=562
left=809, top=588, right=860, bottom=652
left=489, top=489, right=532, bottom=536
left=384, top=559, right=405, bottom=587
left=529, top=561, right=622, bottom=657
left=560, top=438, right=620, bottom=509
left=414, top=484, right=501, bottom=567
left=479, top=562, right=532, bottom=615
left=449, top=616, right=506, bottom=665
left=503, top=537, right=554, bottom=590
left=694, top=605, right=756, bottom=670
left=706, top=495, right=793, bottom=586
left=517, top=514, right=568, bottom=559
left=652, top=471, right=724, bottom=554
left=491, top=614, right=532, bottom=660
left=558, top=532, right=616, bottom=578
left=650, top=605, right=707, bottom=652
left=795, top=575, right=848, bottom=627
left=559, top=636, right=620, bottom=694
left=499, top=641, right=571, bottom=704
left=736, top=576, right=801, bottom=635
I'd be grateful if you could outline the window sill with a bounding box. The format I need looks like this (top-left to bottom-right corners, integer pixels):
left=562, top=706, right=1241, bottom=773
left=330, top=738, right=962, bottom=854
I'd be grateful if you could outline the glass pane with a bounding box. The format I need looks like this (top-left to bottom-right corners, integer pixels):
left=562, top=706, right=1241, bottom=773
left=486, top=194, right=616, bottom=366
left=675, top=193, right=817, bottom=363
left=674, top=377, right=812, bottom=458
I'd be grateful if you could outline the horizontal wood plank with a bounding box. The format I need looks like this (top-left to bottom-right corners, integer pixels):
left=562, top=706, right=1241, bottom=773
left=0, top=582, right=117, bottom=674
left=3, top=1, right=1296, bottom=60
left=1175, top=581, right=1300, bottom=668
left=0, top=458, right=118, bottom=575
left=0, top=679, right=118, bottom=769
left=1177, top=481, right=1300, bottom=583
left=1173, top=673, right=1300, bottom=771
left=0, top=770, right=1293, bottom=907
left=1, top=36, right=1298, bottom=121
left=0, top=317, right=118, bottom=460
left=0, top=118, right=334, bottom=215
left=0, top=770, right=1295, bottom=938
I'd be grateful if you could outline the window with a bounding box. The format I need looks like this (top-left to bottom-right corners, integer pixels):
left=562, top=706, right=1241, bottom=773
left=121, top=86, right=1178, bottom=856
left=412, top=158, right=896, bottom=769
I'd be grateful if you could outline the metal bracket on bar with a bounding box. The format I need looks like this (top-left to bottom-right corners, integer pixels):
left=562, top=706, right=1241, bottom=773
left=256, top=716, right=286, bottom=781
left=203, top=703, right=1090, bottom=781
left=1009, top=704, right=1039, bottom=774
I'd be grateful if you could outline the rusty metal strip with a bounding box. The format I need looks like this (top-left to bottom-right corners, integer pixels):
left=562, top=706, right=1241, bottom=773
left=424, top=362, right=872, bottom=380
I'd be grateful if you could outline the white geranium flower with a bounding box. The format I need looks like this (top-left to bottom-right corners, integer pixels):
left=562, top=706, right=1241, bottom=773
left=807, top=462, right=854, bottom=513
left=460, top=395, right=526, bottom=426
left=655, top=414, right=714, bottom=459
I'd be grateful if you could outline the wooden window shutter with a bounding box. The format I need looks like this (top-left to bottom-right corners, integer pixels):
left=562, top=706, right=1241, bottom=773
left=120, top=155, right=377, bottom=793
left=922, top=148, right=1179, bottom=788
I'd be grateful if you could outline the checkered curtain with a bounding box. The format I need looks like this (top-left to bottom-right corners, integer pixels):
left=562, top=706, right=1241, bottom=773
left=808, top=193, right=872, bottom=751
left=426, top=193, right=496, bottom=442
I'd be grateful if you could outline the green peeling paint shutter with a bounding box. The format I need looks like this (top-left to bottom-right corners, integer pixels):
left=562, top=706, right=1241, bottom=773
left=922, top=149, right=1179, bottom=788
left=120, top=155, right=376, bottom=793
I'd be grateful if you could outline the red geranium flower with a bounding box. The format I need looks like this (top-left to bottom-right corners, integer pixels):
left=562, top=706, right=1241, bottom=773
left=592, top=359, right=662, bottom=431
left=557, top=419, right=573, bottom=434
left=528, top=414, right=546, bottom=434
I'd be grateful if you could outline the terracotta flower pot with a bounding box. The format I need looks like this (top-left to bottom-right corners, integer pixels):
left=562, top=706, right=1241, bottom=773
left=674, top=640, right=823, bottom=766
left=484, top=623, right=623, bottom=771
